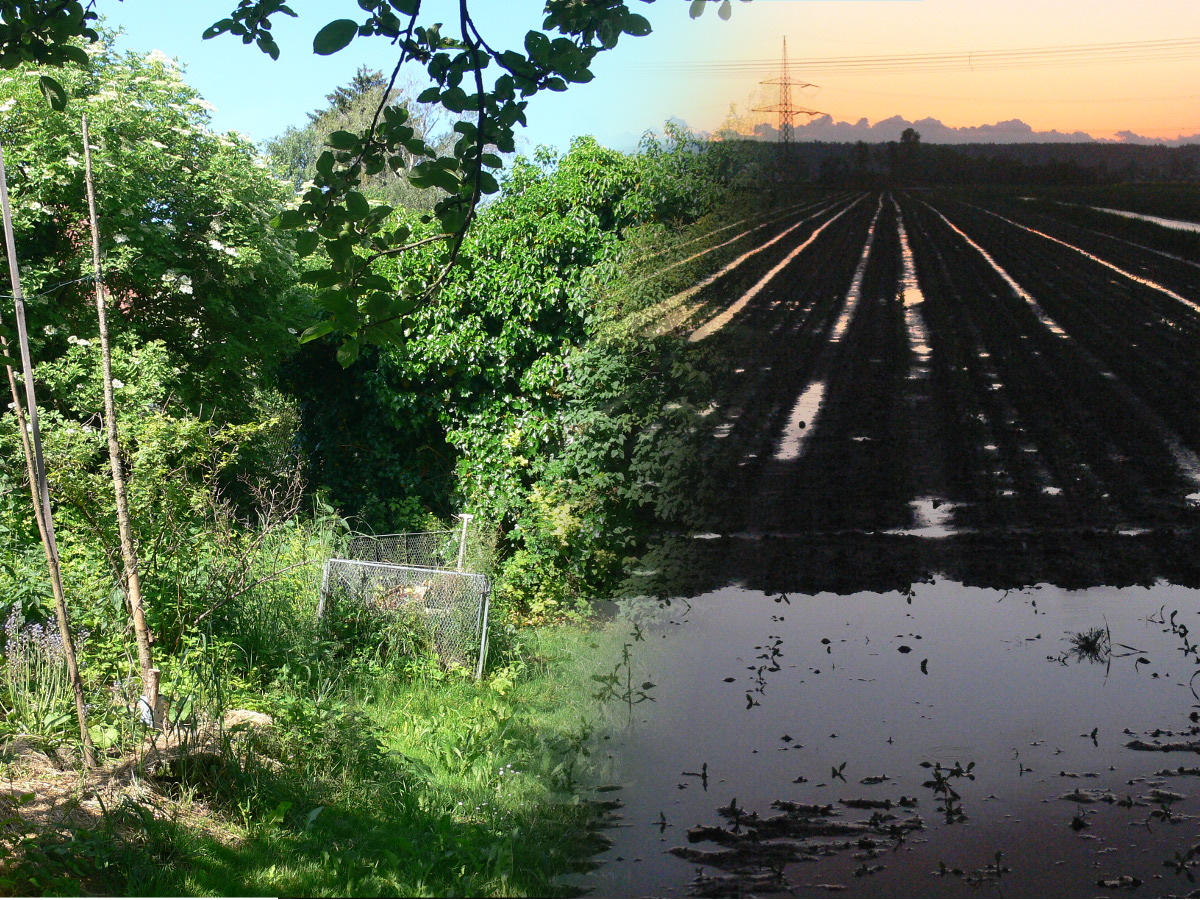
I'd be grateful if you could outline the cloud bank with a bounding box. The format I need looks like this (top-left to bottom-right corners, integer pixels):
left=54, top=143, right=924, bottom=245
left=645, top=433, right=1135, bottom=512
left=740, top=114, right=1200, bottom=145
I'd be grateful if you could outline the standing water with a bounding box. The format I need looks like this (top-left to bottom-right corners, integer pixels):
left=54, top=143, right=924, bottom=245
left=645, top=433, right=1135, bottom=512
left=581, top=578, right=1200, bottom=897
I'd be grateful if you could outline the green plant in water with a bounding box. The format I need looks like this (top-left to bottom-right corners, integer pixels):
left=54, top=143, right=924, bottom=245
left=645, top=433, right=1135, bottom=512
left=1165, top=845, right=1200, bottom=883
left=591, top=624, right=655, bottom=710
left=920, top=760, right=975, bottom=823
left=1067, top=625, right=1111, bottom=664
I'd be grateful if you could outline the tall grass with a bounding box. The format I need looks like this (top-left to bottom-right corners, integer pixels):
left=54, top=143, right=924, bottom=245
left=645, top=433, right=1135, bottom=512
left=50, top=623, right=626, bottom=898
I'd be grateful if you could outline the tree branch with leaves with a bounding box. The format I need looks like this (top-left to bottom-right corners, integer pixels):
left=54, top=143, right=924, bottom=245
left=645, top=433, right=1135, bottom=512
left=0, top=0, right=748, bottom=364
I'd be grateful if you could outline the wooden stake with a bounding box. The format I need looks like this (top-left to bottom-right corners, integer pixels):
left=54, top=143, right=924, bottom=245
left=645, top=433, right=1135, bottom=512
left=0, top=145, right=95, bottom=768
left=81, top=114, right=159, bottom=724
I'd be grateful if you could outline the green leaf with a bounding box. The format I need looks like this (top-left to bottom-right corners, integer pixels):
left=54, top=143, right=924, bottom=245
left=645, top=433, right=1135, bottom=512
left=336, top=338, right=362, bottom=367
left=61, top=45, right=90, bottom=66
left=295, top=230, right=320, bottom=257
left=345, top=191, right=370, bottom=220
left=359, top=273, right=393, bottom=293
left=270, top=209, right=305, bottom=229
left=718, top=0, right=732, bottom=21
left=624, top=14, right=652, bottom=37
left=38, top=75, right=67, bottom=111
left=689, top=0, right=707, bottom=18
left=327, top=130, right=358, bottom=150
left=409, top=164, right=460, bottom=193
left=299, top=321, right=336, bottom=343
left=477, top=170, right=500, bottom=195
left=313, top=19, right=359, bottom=55
left=202, top=18, right=234, bottom=39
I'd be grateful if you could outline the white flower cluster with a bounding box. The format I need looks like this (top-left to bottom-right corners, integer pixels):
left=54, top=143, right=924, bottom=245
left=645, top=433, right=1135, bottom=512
left=162, top=270, right=194, bottom=296
left=145, top=49, right=180, bottom=69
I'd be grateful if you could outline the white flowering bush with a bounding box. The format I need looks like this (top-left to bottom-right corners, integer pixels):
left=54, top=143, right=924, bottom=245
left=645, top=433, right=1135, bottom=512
left=0, top=29, right=301, bottom=424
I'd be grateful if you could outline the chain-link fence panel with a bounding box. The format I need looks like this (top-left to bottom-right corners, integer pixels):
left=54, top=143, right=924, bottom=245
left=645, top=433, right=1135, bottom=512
left=345, top=531, right=459, bottom=569
left=341, top=516, right=492, bottom=574
left=318, top=559, right=492, bottom=677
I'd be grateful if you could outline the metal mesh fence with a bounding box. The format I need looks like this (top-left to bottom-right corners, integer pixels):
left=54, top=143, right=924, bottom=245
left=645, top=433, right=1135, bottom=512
left=318, top=559, right=492, bottom=677
left=341, top=516, right=492, bottom=575
left=345, top=530, right=459, bottom=569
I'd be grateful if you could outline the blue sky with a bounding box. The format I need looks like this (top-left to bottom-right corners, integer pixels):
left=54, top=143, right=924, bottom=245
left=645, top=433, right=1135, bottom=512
left=102, top=0, right=700, bottom=153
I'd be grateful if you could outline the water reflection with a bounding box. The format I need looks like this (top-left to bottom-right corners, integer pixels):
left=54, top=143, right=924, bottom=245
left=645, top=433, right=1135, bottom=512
left=584, top=580, right=1200, bottom=897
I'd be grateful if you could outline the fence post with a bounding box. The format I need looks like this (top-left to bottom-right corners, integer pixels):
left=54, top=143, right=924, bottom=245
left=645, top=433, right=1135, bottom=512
left=475, top=582, right=492, bottom=680
left=316, top=559, right=332, bottom=620
left=456, top=513, right=473, bottom=571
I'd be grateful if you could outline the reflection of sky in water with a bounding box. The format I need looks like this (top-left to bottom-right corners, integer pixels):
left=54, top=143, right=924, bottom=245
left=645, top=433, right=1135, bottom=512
left=582, top=581, right=1200, bottom=897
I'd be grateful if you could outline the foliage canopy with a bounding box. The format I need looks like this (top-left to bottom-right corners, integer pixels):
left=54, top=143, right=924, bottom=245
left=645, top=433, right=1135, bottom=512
left=0, top=0, right=747, bottom=362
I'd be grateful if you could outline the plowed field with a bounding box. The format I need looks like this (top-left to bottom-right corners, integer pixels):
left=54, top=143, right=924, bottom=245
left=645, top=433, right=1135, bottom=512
left=639, top=190, right=1200, bottom=596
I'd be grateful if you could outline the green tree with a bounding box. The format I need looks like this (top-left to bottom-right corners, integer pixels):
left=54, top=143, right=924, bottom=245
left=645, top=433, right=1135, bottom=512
left=265, top=65, right=449, bottom=210
left=0, top=36, right=299, bottom=422
left=0, top=35, right=304, bottom=715
left=898, top=126, right=921, bottom=183
left=0, top=1, right=749, bottom=360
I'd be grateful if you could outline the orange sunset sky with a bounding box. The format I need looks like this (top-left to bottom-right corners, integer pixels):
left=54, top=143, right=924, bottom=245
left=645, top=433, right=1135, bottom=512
left=539, top=0, right=1200, bottom=147
left=664, top=0, right=1200, bottom=141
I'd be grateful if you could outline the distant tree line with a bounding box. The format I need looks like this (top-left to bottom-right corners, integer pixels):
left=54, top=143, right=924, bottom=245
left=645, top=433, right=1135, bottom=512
left=731, top=137, right=1200, bottom=188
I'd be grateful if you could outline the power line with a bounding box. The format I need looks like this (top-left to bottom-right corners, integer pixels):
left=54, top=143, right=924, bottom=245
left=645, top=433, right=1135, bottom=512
left=644, top=36, right=1200, bottom=77
left=752, top=37, right=825, bottom=150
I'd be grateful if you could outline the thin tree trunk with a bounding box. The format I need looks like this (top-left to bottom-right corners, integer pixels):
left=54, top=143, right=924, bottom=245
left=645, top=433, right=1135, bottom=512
left=81, top=115, right=159, bottom=723
left=0, top=146, right=95, bottom=768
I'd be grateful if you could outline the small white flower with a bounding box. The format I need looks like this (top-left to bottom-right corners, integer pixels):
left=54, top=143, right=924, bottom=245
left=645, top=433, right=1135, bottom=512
left=114, top=234, right=129, bottom=244
left=112, top=379, right=124, bottom=389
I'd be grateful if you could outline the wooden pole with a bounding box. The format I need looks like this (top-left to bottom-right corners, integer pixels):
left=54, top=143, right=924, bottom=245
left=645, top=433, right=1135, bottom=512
left=0, top=145, right=95, bottom=767
left=81, top=114, right=159, bottom=724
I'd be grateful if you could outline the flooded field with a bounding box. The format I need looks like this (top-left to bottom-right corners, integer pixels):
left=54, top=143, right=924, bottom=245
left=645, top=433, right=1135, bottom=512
left=585, top=580, right=1200, bottom=897
left=583, top=186, right=1200, bottom=896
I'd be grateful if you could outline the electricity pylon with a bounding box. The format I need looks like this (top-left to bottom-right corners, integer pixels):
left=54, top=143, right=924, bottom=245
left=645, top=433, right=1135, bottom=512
left=754, top=36, right=825, bottom=151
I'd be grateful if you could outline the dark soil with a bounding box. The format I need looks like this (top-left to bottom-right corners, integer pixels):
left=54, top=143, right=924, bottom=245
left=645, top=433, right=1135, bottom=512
left=633, top=188, right=1200, bottom=599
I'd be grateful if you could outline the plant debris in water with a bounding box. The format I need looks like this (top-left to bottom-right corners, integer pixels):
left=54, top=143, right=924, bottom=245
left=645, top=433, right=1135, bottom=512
left=671, top=795, right=923, bottom=896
